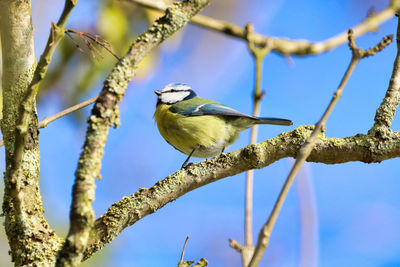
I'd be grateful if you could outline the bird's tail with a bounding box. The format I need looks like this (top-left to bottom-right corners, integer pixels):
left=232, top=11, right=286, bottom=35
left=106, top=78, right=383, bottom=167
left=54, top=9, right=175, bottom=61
left=255, top=117, right=293, bottom=126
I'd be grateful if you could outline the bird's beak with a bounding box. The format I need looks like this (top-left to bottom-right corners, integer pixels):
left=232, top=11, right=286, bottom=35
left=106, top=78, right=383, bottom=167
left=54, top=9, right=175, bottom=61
left=154, top=90, right=161, bottom=96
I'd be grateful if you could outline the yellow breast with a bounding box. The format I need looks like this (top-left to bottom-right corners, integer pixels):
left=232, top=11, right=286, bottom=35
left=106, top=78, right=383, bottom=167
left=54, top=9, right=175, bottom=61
left=154, top=104, right=239, bottom=157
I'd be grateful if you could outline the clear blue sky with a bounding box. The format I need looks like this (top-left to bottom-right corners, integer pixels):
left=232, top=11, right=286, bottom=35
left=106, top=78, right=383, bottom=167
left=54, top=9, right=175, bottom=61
left=1, top=0, right=400, bottom=266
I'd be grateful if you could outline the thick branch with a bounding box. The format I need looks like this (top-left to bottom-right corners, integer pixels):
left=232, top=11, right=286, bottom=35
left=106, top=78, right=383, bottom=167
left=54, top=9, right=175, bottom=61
left=56, top=0, right=210, bottom=265
left=0, top=0, right=62, bottom=265
left=0, top=96, right=97, bottom=147
left=13, top=0, right=78, bottom=170
left=83, top=127, right=400, bottom=259
left=372, top=17, right=400, bottom=133
left=130, top=0, right=400, bottom=56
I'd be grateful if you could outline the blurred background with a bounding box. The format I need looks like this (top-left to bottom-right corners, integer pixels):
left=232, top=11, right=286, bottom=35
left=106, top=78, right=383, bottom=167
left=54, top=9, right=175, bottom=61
left=1, top=0, right=400, bottom=266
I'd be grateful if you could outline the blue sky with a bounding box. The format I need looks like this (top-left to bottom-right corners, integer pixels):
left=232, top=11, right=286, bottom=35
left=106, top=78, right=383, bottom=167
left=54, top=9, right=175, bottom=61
left=2, top=0, right=400, bottom=266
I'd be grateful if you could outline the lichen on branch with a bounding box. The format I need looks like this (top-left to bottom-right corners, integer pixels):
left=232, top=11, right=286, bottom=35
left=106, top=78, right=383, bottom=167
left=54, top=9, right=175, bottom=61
left=372, top=18, right=400, bottom=134
left=0, top=0, right=62, bottom=265
left=83, top=127, right=400, bottom=259
left=56, top=0, right=211, bottom=265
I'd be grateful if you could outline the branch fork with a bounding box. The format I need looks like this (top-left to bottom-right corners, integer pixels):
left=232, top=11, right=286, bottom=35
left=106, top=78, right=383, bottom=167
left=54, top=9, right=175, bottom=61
left=247, top=29, right=394, bottom=267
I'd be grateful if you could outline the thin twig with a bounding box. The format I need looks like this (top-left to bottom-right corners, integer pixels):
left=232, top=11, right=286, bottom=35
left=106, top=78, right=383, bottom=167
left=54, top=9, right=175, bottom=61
left=57, top=0, right=210, bottom=265
left=177, top=236, right=208, bottom=267
left=244, top=23, right=270, bottom=267
left=65, top=29, right=121, bottom=60
left=0, top=96, right=98, bottom=148
left=247, top=30, right=393, bottom=267
left=65, top=30, right=86, bottom=54
left=127, top=0, right=399, bottom=56
left=229, top=238, right=243, bottom=253
left=39, top=96, right=99, bottom=129
left=179, top=236, right=190, bottom=265
left=228, top=24, right=270, bottom=265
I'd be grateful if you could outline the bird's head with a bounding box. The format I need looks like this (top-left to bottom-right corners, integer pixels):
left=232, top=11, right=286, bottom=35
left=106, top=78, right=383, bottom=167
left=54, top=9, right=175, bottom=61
left=154, top=82, right=197, bottom=105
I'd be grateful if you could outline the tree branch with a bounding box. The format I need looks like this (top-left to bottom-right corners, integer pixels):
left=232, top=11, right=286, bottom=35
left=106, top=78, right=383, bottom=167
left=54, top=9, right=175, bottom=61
left=0, top=96, right=98, bottom=148
left=56, top=0, right=210, bottom=265
left=371, top=16, right=400, bottom=134
left=178, top=236, right=190, bottom=266
left=0, top=2, right=79, bottom=261
left=83, top=127, right=400, bottom=259
left=176, top=236, right=208, bottom=267
left=128, top=0, right=400, bottom=56
left=0, top=0, right=63, bottom=265
left=65, top=28, right=121, bottom=60
left=248, top=30, right=393, bottom=267
left=39, top=96, right=98, bottom=129
left=231, top=23, right=271, bottom=266
left=32, top=0, right=78, bottom=93
left=13, top=0, right=78, bottom=170
left=229, top=238, right=244, bottom=253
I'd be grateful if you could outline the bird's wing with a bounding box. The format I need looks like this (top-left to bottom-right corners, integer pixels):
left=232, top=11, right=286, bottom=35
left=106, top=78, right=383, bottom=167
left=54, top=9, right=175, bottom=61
left=175, top=103, right=254, bottom=118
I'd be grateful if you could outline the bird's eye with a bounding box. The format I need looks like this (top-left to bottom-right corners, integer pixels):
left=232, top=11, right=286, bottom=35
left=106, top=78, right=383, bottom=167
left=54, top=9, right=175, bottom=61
left=162, top=89, right=190, bottom=94
left=162, top=89, right=177, bottom=93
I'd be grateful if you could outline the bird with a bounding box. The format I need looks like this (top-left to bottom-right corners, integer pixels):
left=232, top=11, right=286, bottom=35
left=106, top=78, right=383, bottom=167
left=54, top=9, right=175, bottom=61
left=153, top=82, right=293, bottom=168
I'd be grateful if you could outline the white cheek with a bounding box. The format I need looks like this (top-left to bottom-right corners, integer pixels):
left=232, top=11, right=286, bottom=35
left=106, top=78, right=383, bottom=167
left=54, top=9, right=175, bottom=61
left=161, top=91, right=190, bottom=104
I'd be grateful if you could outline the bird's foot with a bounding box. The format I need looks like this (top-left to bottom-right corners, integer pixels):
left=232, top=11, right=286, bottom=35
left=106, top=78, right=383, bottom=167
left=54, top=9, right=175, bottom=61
left=181, top=162, right=194, bottom=169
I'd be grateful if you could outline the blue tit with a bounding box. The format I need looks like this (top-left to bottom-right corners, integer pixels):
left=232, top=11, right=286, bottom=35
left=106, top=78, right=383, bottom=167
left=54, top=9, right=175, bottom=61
left=154, top=82, right=293, bottom=168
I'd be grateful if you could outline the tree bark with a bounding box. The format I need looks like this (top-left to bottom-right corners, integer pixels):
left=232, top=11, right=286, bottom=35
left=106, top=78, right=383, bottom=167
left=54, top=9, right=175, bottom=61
left=0, top=1, right=61, bottom=265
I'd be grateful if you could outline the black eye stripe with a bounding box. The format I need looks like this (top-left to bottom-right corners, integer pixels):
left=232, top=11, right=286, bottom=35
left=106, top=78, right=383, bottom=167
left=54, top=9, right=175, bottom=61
left=163, top=89, right=189, bottom=93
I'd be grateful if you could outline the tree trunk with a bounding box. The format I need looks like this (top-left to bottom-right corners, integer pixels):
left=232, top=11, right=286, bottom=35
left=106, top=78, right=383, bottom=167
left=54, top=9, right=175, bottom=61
left=0, top=0, right=60, bottom=265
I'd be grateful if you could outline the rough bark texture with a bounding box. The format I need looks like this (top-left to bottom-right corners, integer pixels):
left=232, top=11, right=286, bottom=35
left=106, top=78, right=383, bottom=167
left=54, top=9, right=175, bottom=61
left=0, top=0, right=61, bottom=266
left=1, top=0, right=400, bottom=266
left=56, top=0, right=210, bottom=266
left=83, top=127, right=400, bottom=259
left=372, top=18, right=400, bottom=133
